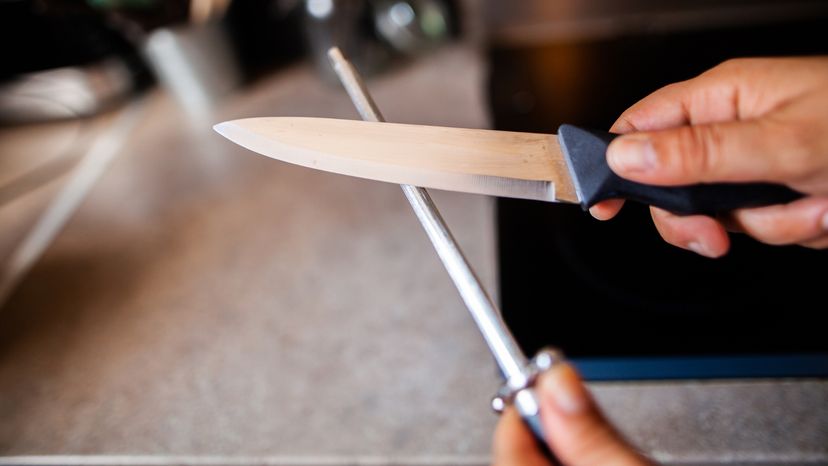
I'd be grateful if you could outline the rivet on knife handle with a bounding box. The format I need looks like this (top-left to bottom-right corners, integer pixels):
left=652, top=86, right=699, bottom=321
left=558, top=124, right=803, bottom=215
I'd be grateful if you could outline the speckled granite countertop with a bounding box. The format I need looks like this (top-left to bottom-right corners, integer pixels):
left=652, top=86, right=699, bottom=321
left=0, top=45, right=826, bottom=465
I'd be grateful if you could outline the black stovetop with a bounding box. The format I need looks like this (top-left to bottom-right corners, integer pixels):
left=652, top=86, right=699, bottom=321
left=489, top=16, right=828, bottom=380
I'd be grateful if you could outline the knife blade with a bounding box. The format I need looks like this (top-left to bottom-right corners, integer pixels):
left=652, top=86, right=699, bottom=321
left=214, top=117, right=802, bottom=215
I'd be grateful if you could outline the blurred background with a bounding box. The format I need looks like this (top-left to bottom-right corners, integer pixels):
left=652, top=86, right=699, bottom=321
left=1, top=0, right=827, bottom=464
left=0, top=0, right=465, bottom=122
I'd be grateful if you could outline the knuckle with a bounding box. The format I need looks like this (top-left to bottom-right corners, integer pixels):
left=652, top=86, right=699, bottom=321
left=714, top=57, right=755, bottom=75
left=777, top=122, right=820, bottom=178
left=705, top=59, right=738, bottom=78
left=738, top=217, right=787, bottom=244
left=670, top=125, right=724, bottom=181
left=704, top=58, right=764, bottom=90
left=735, top=205, right=816, bottom=245
left=612, top=113, right=638, bottom=133
left=660, top=81, right=687, bottom=94
left=717, top=58, right=742, bottom=71
left=757, top=230, right=793, bottom=246
left=651, top=208, right=685, bottom=246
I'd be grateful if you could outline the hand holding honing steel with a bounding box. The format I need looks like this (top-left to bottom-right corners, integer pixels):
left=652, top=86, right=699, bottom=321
left=214, top=117, right=801, bottom=215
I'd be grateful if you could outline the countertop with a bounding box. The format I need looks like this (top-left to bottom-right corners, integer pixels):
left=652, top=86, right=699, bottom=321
left=0, top=45, right=826, bottom=465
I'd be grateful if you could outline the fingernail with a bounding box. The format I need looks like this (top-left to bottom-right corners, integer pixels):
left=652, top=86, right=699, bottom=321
left=540, top=363, right=588, bottom=415
left=687, top=241, right=715, bottom=258
left=608, top=136, right=657, bottom=173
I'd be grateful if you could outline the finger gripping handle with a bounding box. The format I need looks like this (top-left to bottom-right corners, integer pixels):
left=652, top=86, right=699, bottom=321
left=557, top=124, right=803, bottom=216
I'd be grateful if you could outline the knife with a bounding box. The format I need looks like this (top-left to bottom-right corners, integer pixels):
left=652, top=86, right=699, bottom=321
left=214, top=117, right=801, bottom=215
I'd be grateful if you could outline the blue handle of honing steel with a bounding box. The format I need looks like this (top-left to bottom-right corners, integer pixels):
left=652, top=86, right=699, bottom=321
left=557, top=124, right=803, bottom=216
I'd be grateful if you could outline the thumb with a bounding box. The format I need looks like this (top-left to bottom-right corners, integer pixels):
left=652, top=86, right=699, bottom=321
left=538, top=363, right=652, bottom=466
left=606, top=119, right=797, bottom=186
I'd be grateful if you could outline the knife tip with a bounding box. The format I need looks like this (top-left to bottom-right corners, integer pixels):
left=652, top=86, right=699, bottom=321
left=213, top=121, right=232, bottom=138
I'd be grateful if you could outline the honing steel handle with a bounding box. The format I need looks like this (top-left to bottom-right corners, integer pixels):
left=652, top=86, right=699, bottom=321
left=507, top=350, right=566, bottom=465
left=521, top=406, right=561, bottom=464
left=557, top=125, right=803, bottom=216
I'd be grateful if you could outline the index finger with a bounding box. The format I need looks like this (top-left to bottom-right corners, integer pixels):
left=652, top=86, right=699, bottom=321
left=610, top=77, right=739, bottom=134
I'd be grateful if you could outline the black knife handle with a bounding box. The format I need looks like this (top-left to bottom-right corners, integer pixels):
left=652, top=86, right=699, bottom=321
left=557, top=124, right=803, bottom=216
